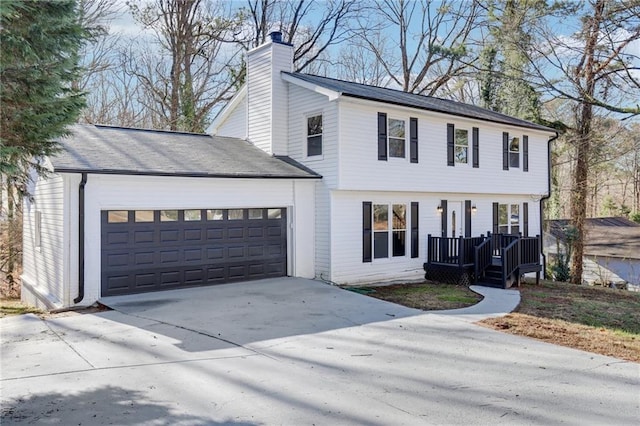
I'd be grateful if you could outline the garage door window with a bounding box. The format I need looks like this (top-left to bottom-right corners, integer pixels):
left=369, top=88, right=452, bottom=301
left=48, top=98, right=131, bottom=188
left=108, top=211, right=128, bottom=223
left=249, top=209, right=263, bottom=219
left=207, top=209, right=223, bottom=220
left=229, top=209, right=244, bottom=220
left=160, top=210, right=178, bottom=221
left=135, top=210, right=154, bottom=222
left=268, top=208, right=282, bottom=219
left=184, top=209, right=201, bottom=221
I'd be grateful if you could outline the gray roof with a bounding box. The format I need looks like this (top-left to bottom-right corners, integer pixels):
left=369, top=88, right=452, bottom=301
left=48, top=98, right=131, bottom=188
left=548, top=217, right=640, bottom=259
left=285, top=72, right=556, bottom=133
left=51, top=124, right=320, bottom=179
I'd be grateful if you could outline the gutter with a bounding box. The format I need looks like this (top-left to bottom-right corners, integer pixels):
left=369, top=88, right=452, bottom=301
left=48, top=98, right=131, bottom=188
left=74, top=172, right=87, bottom=304
left=539, top=132, right=559, bottom=279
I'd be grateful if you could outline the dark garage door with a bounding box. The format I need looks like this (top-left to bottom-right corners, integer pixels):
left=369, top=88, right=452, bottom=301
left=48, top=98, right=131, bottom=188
left=101, top=208, right=287, bottom=296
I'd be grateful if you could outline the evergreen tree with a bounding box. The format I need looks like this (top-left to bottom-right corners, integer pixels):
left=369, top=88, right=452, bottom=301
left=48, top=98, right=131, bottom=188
left=1, top=0, right=87, bottom=197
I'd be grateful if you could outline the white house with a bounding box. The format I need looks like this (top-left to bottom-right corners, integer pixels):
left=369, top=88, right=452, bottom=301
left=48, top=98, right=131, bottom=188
left=22, top=32, right=558, bottom=309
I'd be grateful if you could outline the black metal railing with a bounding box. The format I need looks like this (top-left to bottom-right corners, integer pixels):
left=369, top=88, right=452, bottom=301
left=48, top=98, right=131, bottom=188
left=502, top=238, right=520, bottom=287
left=474, top=237, right=492, bottom=283
left=426, top=235, right=482, bottom=267
left=519, top=236, right=540, bottom=265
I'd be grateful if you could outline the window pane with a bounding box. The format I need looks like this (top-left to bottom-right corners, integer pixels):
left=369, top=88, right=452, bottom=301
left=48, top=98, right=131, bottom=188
left=249, top=209, right=263, bottom=219
left=392, top=230, right=406, bottom=257
left=108, top=210, right=128, bottom=223
left=389, top=138, right=405, bottom=158
left=510, top=204, right=519, bottom=225
left=206, top=209, right=224, bottom=220
left=228, top=209, right=244, bottom=220
left=499, top=204, right=508, bottom=226
left=455, top=146, right=468, bottom=163
left=510, top=152, right=519, bottom=168
left=499, top=225, right=509, bottom=234
left=307, top=115, right=322, bottom=136
left=374, top=232, right=389, bottom=258
left=308, top=135, right=322, bottom=156
left=184, top=209, right=201, bottom=221
left=388, top=119, right=405, bottom=138
left=268, top=208, right=282, bottom=219
left=509, top=136, right=519, bottom=152
left=160, top=210, right=178, bottom=221
left=455, top=129, right=468, bottom=146
left=511, top=225, right=520, bottom=235
left=373, top=204, right=388, bottom=230
left=392, top=204, right=406, bottom=230
left=135, top=210, right=154, bottom=222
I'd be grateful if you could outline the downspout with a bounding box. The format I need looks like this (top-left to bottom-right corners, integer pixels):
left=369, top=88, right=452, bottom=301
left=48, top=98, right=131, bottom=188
left=74, top=173, right=87, bottom=304
left=539, top=133, right=559, bottom=279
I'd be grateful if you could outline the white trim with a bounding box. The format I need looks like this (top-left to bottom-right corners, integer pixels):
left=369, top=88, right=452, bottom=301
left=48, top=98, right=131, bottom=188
left=282, top=73, right=341, bottom=101
left=208, top=85, right=247, bottom=135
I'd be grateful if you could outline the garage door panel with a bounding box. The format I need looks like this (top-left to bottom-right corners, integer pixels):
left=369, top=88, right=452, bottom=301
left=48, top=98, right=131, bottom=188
left=102, top=208, right=287, bottom=296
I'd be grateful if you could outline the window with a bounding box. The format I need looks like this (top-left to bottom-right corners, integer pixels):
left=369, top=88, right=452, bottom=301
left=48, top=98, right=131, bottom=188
left=509, top=136, right=520, bottom=168
left=307, top=114, right=322, bottom=156
left=392, top=204, right=406, bottom=257
left=373, top=203, right=407, bottom=259
left=498, top=203, right=520, bottom=235
left=107, top=210, right=128, bottom=223
left=249, top=209, right=263, bottom=219
left=160, top=210, right=178, bottom=221
left=388, top=118, right=405, bottom=158
left=455, top=129, right=469, bottom=164
left=135, top=210, right=154, bottom=222
left=373, top=205, right=389, bottom=258
left=268, top=208, right=282, bottom=219
left=206, top=209, right=223, bottom=220
left=184, top=209, right=201, bottom=221
left=228, top=209, right=244, bottom=220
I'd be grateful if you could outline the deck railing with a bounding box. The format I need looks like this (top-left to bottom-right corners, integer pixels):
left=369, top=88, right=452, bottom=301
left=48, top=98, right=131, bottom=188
left=426, top=234, right=484, bottom=267
left=474, top=237, right=492, bottom=282
left=501, top=239, right=520, bottom=286
left=519, top=236, right=540, bottom=265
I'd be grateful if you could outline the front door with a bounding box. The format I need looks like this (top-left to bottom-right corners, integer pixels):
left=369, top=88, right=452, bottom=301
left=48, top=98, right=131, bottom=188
left=447, top=202, right=463, bottom=238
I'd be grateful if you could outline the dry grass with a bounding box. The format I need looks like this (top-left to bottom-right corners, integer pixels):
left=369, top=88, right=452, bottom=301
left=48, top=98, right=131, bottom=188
left=480, top=280, right=640, bottom=362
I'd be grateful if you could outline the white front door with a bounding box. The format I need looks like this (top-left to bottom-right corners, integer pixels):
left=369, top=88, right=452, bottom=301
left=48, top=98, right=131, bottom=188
left=447, top=201, right=464, bottom=238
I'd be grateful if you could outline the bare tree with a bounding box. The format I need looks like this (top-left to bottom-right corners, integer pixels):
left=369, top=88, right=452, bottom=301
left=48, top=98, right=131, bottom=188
left=526, top=0, right=640, bottom=283
left=237, top=0, right=360, bottom=73
left=351, top=0, right=481, bottom=96
left=126, top=0, right=244, bottom=132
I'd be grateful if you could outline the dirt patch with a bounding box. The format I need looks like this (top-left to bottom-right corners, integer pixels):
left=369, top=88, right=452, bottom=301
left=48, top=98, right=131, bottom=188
left=0, top=298, right=112, bottom=319
left=345, top=281, right=482, bottom=311
left=480, top=280, right=640, bottom=362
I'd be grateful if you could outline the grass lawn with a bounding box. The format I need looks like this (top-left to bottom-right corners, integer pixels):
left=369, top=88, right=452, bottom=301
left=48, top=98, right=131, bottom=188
left=344, top=281, right=482, bottom=310
left=0, top=298, right=43, bottom=318
left=348, top=279, right=640, bottom=362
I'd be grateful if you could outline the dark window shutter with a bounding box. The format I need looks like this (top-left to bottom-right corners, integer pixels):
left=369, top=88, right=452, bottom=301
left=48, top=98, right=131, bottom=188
left=472, top=127, right=479, bottom=168
left=503, top=132, right=509, bottom=170
left=378, top=113, right=387, bottom=161
left=410, top=117, right=418, bottom=163
left=363, top=202, right=372, bottom=262
left=411, top=202, right=419, bottom=258
left=440, top=200, right=448, bottom=237
left=523, top=135, right=529, bottom=172
left=523, top=202, right=529, bottom=237
left=465, top=200, right=472, bottom=237
left=492, top=202, right=499, bottom=234
left=447, top=123, right=455, bottom=166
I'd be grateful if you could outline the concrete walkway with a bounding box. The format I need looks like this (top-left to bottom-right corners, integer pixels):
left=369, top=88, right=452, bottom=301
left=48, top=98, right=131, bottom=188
left=2, top=278, right=638, bottom=425
left=431, top=285, right=521, bottom=322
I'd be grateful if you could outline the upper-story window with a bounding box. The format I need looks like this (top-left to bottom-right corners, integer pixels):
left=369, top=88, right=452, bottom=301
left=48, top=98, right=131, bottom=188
left=455, top=129, right=469, bottom=164
left=388, top=118, right=405, bottom=158
left=307, top=114, right=322, bottom=156
left=509, top=136, right=520, bottom=168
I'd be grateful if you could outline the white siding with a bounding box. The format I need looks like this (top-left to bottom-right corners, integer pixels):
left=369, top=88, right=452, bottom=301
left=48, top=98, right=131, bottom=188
left=216, top=93, right=247, bottom=138
left=329, top=190, right=541, bottom=284
left=286, top=84, right=339, bottom=279
left=337, top=98, right=552, bottom=196
left=21, top=172, right=69, bottom=308
left=247, top=41, right=293, bottom=155
left=80, top=174, right=314, bottom=305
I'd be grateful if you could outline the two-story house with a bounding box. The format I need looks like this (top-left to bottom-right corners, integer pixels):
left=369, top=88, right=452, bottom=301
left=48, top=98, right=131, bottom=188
left=21, top=33, right=557, bottom=309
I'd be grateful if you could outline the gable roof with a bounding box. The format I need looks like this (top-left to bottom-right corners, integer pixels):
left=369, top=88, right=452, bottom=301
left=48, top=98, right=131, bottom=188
left=283, top=72, right=556, bottom=133
left=548, top=217, right=640, bottom=259
left=51, top=124, right=320, bottom=179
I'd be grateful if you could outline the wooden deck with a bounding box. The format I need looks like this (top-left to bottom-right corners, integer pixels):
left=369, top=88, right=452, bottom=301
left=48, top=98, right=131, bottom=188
left=423, top=233, right=542, bottom=289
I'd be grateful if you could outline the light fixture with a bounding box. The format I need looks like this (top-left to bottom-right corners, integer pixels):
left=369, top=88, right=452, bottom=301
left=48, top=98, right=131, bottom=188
left=472, top=204, right=477, bottom=214
left=436, top=205, right=443, bottom=214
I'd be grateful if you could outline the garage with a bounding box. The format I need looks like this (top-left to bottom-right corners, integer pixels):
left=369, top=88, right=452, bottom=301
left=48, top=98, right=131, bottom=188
left=101, top=207, right=287, bottom=296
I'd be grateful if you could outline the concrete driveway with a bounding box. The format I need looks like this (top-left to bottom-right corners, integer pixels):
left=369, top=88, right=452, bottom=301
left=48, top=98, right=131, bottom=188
left=1, top=278, right=638, bottom=425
